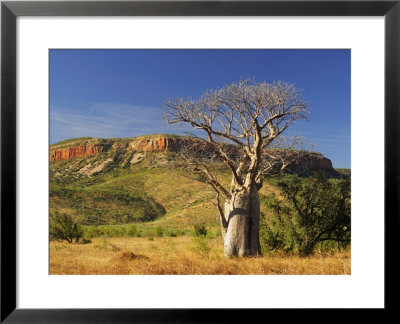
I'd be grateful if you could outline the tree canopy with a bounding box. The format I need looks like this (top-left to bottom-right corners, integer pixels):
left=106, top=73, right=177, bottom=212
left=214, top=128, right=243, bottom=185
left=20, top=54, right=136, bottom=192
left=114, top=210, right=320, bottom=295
left=163, top=79, right=310, bottom=193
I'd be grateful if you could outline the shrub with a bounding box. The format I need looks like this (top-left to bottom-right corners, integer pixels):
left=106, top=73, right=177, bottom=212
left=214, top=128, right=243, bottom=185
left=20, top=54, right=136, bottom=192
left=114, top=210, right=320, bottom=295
left=261, top=173, right=351, bottom=256
left=194, top=223, right=207, bottom=237
left=50, top=212, right=83, bottom=243
left=165, top=231, right=177, bottom=237
left=83, top=226, right=104, bottom=238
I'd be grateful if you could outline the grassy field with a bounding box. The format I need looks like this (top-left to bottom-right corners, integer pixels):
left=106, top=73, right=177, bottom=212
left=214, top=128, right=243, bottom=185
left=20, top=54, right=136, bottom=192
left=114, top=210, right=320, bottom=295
left=50, top=236, right=351, bottom=275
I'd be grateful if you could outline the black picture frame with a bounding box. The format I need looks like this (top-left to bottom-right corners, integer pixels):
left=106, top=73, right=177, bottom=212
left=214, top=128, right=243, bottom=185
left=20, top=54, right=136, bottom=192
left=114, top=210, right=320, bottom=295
left=1, top=0, right=399, bottom=322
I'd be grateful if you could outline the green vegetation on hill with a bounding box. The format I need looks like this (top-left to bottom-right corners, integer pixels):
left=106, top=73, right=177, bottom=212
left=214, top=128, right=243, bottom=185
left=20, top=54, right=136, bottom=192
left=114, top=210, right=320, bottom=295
left=52, top=137, right=93, bottom=146
left=50, top=184, right=165, bottom=225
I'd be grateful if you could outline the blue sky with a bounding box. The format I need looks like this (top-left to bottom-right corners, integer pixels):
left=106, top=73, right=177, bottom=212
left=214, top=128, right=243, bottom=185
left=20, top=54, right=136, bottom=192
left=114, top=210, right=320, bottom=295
left=50, top=49, right=350, bottom=168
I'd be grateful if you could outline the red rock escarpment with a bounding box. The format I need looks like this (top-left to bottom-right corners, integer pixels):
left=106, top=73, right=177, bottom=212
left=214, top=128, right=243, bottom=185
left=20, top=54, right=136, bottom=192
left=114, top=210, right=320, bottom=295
left=49, top=136, right=334, bottom=171
left=49, top=137, right=181, bottom=162
left=131, top=137, right=187, bottom=152
left=49, top=144, right=102, bottom=161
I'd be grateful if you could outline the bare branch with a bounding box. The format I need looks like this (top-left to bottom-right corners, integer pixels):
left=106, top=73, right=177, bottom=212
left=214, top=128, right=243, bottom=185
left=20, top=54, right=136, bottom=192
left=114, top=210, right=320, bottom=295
left=162, top=79, right=310, bottom=190
left=258, top=136, right=317, bottom=177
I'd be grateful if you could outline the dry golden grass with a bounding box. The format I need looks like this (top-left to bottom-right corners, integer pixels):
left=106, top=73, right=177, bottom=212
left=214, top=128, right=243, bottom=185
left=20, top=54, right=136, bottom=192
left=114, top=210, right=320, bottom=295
left=49, top=237, right=351, bottom=275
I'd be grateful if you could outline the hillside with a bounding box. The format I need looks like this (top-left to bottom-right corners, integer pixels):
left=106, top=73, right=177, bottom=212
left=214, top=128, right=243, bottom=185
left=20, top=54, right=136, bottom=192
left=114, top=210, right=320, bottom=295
left=49, top=134, right=342, bottom=228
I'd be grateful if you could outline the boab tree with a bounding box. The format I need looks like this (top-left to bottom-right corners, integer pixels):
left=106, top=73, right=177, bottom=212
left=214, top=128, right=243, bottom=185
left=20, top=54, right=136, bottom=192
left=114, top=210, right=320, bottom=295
left=162, top=79, right=310, bottom=257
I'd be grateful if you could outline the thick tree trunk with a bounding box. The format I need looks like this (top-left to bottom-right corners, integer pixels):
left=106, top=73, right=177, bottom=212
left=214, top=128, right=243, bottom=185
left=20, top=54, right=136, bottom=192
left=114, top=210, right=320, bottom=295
left=223, top=185, right=261, bottom=257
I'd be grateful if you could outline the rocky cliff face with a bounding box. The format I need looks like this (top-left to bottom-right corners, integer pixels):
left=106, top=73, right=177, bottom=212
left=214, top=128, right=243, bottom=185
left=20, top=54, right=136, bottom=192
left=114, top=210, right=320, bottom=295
left=294, top=154, right=332, bottom=170
left=286, top=153, right=336, bottom=176
left=49, top=136, right=335, bottom=173
left=49, top=137, right=182, bottom=161
left=130, top=137, right=186, bottom=152
left=49, top=144, right=102, bottom=161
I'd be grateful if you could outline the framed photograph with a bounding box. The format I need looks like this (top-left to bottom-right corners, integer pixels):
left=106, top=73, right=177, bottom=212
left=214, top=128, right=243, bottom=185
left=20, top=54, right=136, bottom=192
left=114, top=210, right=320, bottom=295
left=1, top=0, right=399, bottom=321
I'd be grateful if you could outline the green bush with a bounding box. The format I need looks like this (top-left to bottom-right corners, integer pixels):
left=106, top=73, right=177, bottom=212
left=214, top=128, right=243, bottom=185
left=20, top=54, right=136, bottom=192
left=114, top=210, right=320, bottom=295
left=194, top=223, right=207, bottom=237
left=80, top=225, right=188, bottom=240
left=165, top=231, right=177, bottom=237
left=50, top=212, right=83, bottom=243
left=83, top=226, right=104, bottom=238
left=260, top=173, right=351, bottom=256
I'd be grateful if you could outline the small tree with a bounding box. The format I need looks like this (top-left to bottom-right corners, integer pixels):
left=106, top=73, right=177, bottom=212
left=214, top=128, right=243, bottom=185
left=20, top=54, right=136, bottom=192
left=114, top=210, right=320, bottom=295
left=261, top=173, right=351, bottom=255
left=50, top=212, right=83, bottom=243
left=194, top=223, right=208, bottom=237
left=163, top=79, right=310, bottom=257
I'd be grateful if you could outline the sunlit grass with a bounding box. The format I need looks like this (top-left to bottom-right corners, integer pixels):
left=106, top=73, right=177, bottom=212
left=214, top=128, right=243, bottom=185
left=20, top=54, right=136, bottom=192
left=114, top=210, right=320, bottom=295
left=50, top=236, right=351, bottom=275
